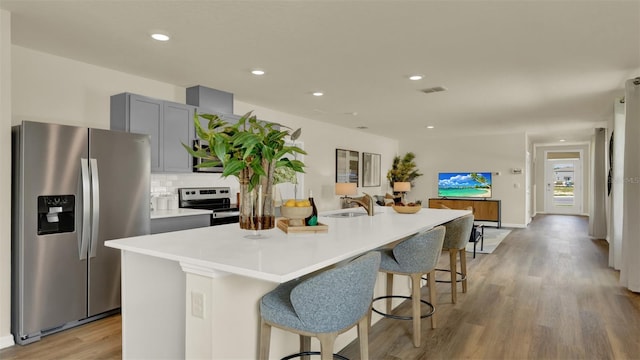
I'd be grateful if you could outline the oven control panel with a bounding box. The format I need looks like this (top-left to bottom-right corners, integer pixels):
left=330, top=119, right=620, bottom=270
left=178, top=187, right=232, bottom=201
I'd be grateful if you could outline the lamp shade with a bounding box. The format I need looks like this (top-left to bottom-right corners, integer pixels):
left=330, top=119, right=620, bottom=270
left=393, top=182, right=411, bottom=192
left=335, top=182, right=357, bottom=196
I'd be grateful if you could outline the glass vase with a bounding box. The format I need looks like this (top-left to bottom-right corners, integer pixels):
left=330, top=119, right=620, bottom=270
left=238, top=179, right=275, bottom=233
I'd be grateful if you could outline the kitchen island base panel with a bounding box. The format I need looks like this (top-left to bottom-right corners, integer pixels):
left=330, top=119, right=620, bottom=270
left=120, top=251, right=185, bottom=359
left=182, top=270, right=408, bottom=359
left=121, top=250, right=414, bottom=359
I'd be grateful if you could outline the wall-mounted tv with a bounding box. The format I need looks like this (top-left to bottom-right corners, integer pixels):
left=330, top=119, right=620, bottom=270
left=438, top=172, right=492, bottom=198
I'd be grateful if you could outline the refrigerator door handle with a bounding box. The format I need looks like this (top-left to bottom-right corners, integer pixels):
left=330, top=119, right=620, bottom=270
left=80, top=158, right=91, bottom=260
left=89, top=158, right=100, bottom=258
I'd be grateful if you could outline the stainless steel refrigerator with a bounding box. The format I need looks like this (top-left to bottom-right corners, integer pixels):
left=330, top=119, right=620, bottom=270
left=11, top=120, right=150, bottom=345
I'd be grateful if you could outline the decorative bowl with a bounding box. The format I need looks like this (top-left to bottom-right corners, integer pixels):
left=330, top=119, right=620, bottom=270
left=280, top=206, right=313, bottom=226
left=392, top=205, right=422, bottom=214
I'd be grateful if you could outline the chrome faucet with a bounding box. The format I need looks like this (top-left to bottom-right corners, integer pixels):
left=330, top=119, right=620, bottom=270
left=346, top=193, right=375, bottom=216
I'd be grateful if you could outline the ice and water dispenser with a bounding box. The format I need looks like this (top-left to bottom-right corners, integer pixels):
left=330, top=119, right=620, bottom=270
left=37, top=195, right=75, bottom=235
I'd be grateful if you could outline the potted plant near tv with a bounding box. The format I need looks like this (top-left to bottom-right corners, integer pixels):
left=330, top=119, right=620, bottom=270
left=386, top=152, right=423, bottom=187
left=386, top=152, right=423, bottom=204
left=184, top=111, right=305, bottom=236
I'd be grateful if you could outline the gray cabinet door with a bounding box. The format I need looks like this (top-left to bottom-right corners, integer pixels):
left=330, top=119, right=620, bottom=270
left=128, top=94, right=163, bottom=172
left=111, top=93, right=197, bottom=173
left=163, top=102, right=195, bottom=172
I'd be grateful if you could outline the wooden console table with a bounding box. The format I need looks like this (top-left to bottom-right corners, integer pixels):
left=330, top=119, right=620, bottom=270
left=428, top=198, right=501, bottom=228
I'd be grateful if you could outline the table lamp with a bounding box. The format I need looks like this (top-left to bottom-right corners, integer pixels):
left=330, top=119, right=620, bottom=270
left=393, top=182, right=411, bottom=204
left=335, top=182, right=357, bottom=208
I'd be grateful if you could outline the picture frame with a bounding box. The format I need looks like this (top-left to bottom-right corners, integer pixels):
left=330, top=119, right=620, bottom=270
left=362, top=152, right=381, bottom=187
left=335, top=149, right=359, bottom=184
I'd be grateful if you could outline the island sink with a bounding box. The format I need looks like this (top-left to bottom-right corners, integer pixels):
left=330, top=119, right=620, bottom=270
left=326, top=212, right=368, bottom=218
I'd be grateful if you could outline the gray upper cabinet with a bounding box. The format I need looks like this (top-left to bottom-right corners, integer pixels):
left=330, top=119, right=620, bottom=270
left=111, top=93, right=195, bottom=173
left=163, top=102, right=194, bottom=172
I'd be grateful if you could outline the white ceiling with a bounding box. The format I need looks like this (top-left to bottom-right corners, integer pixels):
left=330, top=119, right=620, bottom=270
left=2, top=0, right=639, bottom=144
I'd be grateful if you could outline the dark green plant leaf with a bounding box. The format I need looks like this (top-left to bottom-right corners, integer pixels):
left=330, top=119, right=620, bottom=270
left=196, top=160, right=222, bottom=168
left=290, top=128, right=302, bottom=141
left=222, top=159, right=245, bottom=177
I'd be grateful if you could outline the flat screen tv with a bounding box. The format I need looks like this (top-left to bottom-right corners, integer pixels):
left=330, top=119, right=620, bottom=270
left=438, top=172, right=492, bottom=198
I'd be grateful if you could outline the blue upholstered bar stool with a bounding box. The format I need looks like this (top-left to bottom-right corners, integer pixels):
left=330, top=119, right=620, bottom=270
left=371, top=226, right=446, bottom=347
left=434, top=214, right=475, bottom=304
left=259, top=252, right=381, bottom=360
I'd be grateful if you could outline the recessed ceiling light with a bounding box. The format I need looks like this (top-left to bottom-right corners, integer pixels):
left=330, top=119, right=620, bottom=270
left=409, top=75, right=423, bottom=81
left=251, top=69, right=265, bottom=76
left=312, top=92, right=324, bottom=97
left=559, top=139, right=566, bottom=142
left=151, top=33, right=170, bottom=41
left=426, top=125, right=435, bottom=129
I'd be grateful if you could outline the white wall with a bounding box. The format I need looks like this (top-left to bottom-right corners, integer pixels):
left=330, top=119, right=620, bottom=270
left=1, top=45, right=399, bottom=344
left=0, top=9, right=14, bottom=349
left=401, top=132, right=528, bottom=227
left=11, top=47, right=184, bottom=128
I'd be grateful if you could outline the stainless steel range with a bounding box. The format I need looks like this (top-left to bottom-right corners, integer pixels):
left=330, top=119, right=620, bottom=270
left=178, top=187, right=239, bottom=226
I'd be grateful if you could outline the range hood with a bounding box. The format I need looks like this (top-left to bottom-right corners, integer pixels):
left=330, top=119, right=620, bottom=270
left=186, top=85, right=238, bottom=174
left=186, top=85, right=234, bottom=114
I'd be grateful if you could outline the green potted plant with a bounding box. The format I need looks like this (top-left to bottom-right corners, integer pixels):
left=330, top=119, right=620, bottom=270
left=386, top=152, right=423, bottom=187
left=386, top=152, right=423, bottom=205
left=184, top=111, right=306, bottom=232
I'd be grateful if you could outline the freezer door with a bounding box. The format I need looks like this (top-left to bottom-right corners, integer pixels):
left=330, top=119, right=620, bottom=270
left=13, top=121, right=88, bottom=340
left=88, top=128, right=150, bottom=316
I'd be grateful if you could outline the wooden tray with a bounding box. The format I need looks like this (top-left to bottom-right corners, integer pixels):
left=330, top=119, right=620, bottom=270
left=277, top=218, right=329, bottom=234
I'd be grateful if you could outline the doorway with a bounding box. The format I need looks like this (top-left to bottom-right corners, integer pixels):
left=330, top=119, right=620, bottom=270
left=544, top=151, right=583, bottom=214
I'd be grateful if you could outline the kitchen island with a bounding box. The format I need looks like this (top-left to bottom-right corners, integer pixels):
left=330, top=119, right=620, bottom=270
left=105, top=206, right=470, bottom=359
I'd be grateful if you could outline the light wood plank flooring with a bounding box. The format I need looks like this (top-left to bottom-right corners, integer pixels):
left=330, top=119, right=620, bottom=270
left=0, top=313, right=121, bottom=359
left=2, top=214, right=639, bottom=359
left=340, top=214, right=640, bottom=359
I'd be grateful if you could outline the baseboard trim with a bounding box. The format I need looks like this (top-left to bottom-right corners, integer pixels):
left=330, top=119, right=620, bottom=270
left=501, top=222, right=527, bottom=229
left=0, top=334, right=15, bottom=349
left=536, top=211, right=589, bottom=217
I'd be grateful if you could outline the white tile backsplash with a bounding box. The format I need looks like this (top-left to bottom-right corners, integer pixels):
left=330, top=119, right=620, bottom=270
left=151, top=173, right=240, bottom=196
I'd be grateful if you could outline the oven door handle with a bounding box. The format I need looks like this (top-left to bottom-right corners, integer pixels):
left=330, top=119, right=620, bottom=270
left=212, top=211, right=240, bottom=218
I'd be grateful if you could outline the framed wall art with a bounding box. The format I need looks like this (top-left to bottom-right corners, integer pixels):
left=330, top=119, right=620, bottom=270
left=362, top=152, right=381, bottom=187
left=336, top=149, right=359, bottom=184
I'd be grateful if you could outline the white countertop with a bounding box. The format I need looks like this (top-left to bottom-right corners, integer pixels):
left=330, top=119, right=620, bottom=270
left=150, top=208, right=213, bottom=219
left=107, top=206, right=470, bottom=283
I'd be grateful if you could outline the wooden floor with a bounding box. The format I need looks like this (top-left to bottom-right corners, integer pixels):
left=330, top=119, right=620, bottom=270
left=0, top=313, right=121, bottom=360
left=2, top=214, right=639, bottom=359
left=340, top=214, right=640, bottom=359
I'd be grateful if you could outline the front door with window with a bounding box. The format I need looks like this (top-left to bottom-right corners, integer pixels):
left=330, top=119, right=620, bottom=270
left=545, top=157, right=582, bottom=214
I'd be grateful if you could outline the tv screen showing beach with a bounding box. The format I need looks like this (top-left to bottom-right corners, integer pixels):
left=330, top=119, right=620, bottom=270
left=438, top=172, right=492, bottom=198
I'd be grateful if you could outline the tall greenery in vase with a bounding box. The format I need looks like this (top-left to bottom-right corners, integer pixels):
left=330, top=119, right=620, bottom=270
left=184, top=111, right=306, bottom=230
left=386, top=152, right=423, bottom=188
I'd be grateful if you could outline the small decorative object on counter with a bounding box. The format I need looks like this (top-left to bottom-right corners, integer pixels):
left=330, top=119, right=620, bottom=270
left=277, top=219, right=329, bottom=234
left=280, top=199, right=312, bottom=227
left=392, top=201, right=422, bottom=214
left=305, top=190, right=318, bottom=226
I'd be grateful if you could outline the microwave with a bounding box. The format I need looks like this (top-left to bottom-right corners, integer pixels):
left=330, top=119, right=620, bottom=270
left=192, top=140, right=223, bottom=173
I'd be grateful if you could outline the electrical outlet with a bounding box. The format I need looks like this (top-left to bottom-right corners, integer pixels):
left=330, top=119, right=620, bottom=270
left=191, top=291, right=205, bottom=319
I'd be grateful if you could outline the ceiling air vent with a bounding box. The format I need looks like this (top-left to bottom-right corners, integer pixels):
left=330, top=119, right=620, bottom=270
left=420, top=86, right=447, bottom=94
